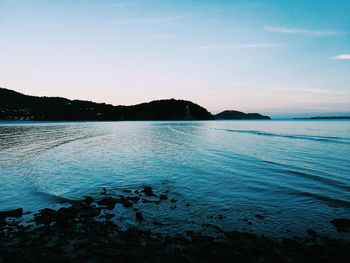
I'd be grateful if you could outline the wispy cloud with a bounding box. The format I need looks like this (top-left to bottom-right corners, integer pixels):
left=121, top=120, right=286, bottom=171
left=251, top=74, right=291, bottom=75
left=113, top=15, right=190, bottom=25
left=5, top=0, right=23, bottom=4
left=110, top=3, right=136, bottom=8
left=330, top=54, right=350, bottom=60
left=264, top=26, right=344, bottom=36
left=191, top=81, right=248, bottom=87
left=140, top=34, right=182, bottom=39
left=274, top=87, right=346, bottom=95
left=186, top=43, right=281, bottom=50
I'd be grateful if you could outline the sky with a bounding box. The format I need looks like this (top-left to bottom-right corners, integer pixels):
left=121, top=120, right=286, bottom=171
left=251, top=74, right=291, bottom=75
left=0, top=0, right=349, bottom=117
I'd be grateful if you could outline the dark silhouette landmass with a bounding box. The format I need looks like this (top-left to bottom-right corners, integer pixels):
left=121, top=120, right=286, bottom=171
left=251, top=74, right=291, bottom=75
left=0, top=88, right=213, bottom=121
left=294, top=116, right=350, bottom=120
left=215, top=110, right=271, bottom=120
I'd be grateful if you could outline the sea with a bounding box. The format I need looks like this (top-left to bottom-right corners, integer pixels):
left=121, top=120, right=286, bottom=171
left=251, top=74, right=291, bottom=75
left=1, top=120, right=349, bottom=238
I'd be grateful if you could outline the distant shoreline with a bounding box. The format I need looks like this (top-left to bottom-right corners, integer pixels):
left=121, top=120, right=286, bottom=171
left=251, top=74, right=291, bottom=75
left=294, top=116, right=350, bottom=120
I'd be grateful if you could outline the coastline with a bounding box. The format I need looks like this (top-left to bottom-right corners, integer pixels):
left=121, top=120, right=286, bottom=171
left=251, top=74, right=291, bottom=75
left=1, top=186, right=350, bottom=263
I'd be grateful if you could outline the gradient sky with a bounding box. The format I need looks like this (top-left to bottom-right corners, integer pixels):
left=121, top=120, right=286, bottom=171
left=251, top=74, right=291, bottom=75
left=1, top=0, right=349, bottom=116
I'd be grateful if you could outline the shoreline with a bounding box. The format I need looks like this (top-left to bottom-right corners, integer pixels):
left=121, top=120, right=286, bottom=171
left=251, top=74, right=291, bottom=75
left=1, top=186, right=350, bottom=262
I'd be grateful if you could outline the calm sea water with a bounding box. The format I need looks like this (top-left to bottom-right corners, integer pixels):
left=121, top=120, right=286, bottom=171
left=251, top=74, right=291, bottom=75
left=1, top=120, right=349, bottom=237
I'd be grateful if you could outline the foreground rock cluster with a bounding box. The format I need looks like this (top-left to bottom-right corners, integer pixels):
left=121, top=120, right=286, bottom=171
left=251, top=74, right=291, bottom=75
left=1, top=186, right=350, bottom=263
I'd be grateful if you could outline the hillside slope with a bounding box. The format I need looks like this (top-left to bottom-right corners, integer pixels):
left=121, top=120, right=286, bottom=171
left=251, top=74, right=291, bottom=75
left=0, top=88, right=213, bottom=121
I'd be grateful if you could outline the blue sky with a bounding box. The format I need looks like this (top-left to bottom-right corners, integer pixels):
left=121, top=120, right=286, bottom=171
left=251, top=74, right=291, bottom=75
left=0, top=0, right=349, bottom=116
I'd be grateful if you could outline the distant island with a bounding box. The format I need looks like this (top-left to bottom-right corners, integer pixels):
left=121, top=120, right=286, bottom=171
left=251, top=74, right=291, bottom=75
left=215, top=110, right=271, bottom=120
left=0, top=88, right=271, bottom=121
left=294, top=116, right=350, bottom=120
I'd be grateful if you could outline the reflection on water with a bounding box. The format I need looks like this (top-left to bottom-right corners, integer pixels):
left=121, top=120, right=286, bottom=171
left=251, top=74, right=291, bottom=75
left=0, top=120, right=350, bottom=238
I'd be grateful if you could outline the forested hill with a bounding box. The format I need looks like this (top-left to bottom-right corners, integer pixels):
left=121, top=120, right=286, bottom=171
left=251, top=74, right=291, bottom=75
left=0, top=88, right=213, bottom=121
left=215, top=110, right=271, bottom=120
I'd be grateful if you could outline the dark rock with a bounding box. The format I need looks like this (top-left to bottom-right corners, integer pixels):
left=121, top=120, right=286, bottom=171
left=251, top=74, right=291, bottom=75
left=159, top=194, right=168, bottom=200
left=34, top=208, right=58, bottom=225
left=170, top=199, right=177, bottom=203
left=142, top=199, right=160, bottom=204
left=331, top=219, right=350, bottom=232
left=170, top=205, right=177, bottom=209
left=134, top=190, right=139, bottom=194
left=83, top=196, right=94, bottom=205
left=100, top=214, right=115, bottom=220
left=77, top=207, right=101, bottom=218
left=331, top=219, right=350, bottom=228
left=97, top=197, right=117, bottom=210
left=123, top=189, right=132, bottom=193
left=142, top=186, right=156, bottom=196
left=185, top=230, right=194, bottom=236
left=0, top=208, right=23, bottom=219
left=240, top=218, right=252, bottom=225
left=152, top=221, right=166, bottom=226
left=185, top=203, right=190, bottom=207
left=127, top=196, right=140, bottom=202
left=307, top=228, right=317, bottom=237
left=255, top=214, right=265, bottom=219
left=121, top=199, right=133, bottom=208
left=135, top=212, right=143, bottom=221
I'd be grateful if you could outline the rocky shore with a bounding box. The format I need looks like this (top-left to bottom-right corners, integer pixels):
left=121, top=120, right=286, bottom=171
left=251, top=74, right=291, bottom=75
left=1, top=186, right=350, bottom=263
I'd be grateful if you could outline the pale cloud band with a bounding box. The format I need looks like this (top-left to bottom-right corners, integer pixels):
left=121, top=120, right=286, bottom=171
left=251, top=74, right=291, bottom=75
left=330, top=54, right=350, bottom=60
left=186, top=43, right=281, bottom=50
left=113, top=15, right=190, bottom=25
left=274, top=87, right=346, bottom=95
left=264, top=26, right=344, bottom=36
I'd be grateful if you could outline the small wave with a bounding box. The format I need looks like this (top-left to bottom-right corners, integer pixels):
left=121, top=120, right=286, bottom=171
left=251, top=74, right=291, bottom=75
left=33, top=191, right=79, bottom=204
left=291, top=191, right=350, bottom=208
left=217, top=129, right=350, bottom=144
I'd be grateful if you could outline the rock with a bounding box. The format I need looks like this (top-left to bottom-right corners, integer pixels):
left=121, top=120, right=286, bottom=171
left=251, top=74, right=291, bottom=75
left=185, top=230, right=194, bottom=236
left=77, top=207, right=101, bottom=218
left=331, top=219, right=350, bottom=232
left=97, top=197, right=117, bottom=210
left=83, top=196, right=94, bottom=205
left=34, top=208, right=58, bottom=225
left=185, top=203, right=190, bottom=207
left=142, top=186, right=156, bottom=196
left=331, top=218, right=350, bottom=228
left=153, top=221, right=166, bottom=226
left=142, top=199, right=160, bottom=204
left=100, top=214, right=115, bottom=220
left=135, top=212, right=143, bottom=221
left=127, top=196, right=140, bottom=202
left=170, top=205, right=177, bottom=209
left=255, top=214, right=265, bottom=219
left=306, top=228, right=317, bottom=237
left=0, top=208, right=23, bottom=219
left=123, top=189, right=132, bottom=193
left=122, top=199, right=133, bottom=208
left=159, top=194, right=168, bottom=200
left=170, top=199, right=177, bottom=203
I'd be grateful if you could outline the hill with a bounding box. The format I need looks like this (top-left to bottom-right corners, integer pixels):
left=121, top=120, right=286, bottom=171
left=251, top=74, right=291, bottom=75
left=0, top=88, right=213, bottom=121
left=215, top=110, right=271, bottom=120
